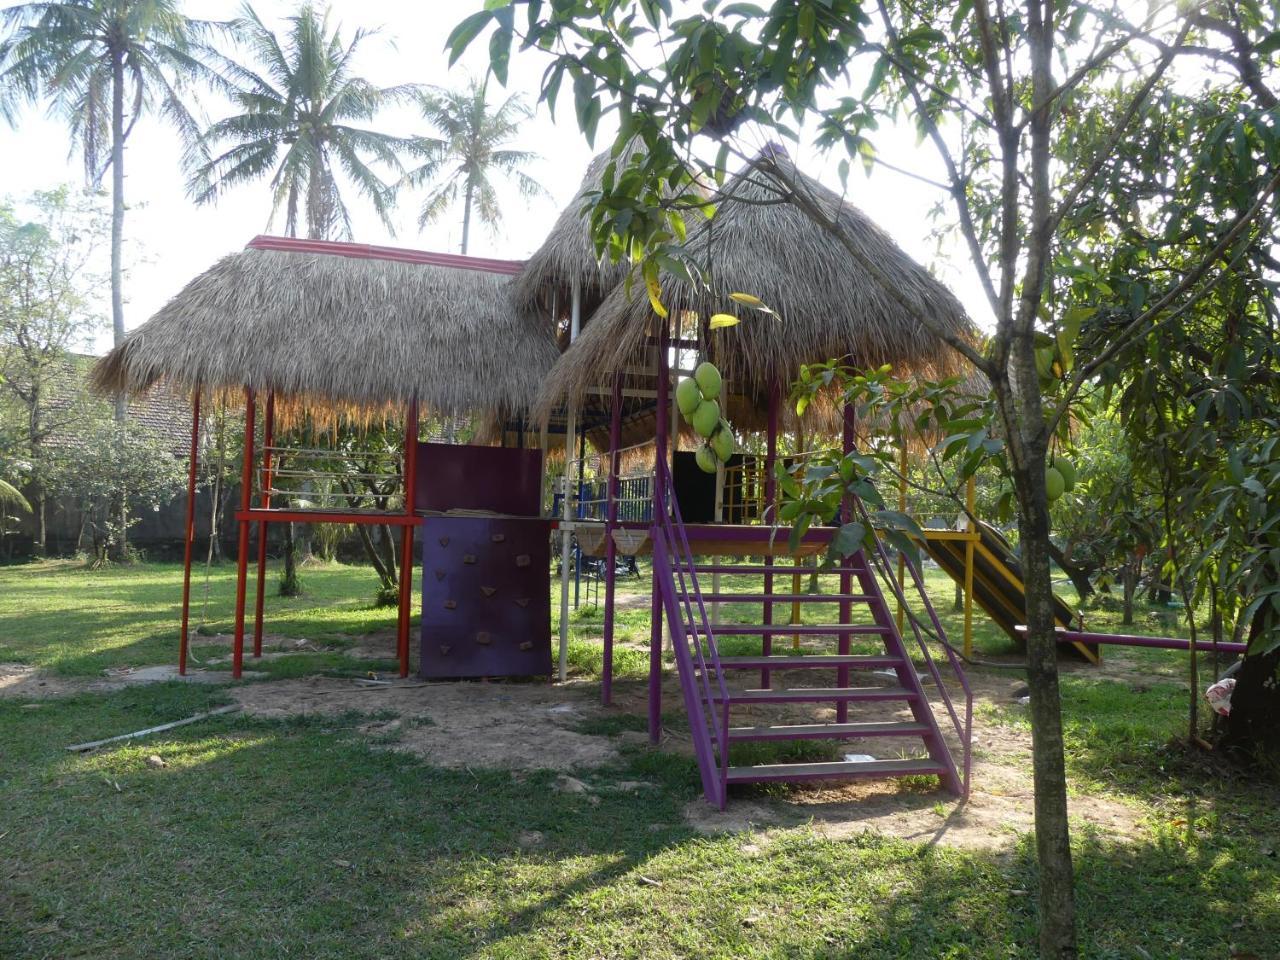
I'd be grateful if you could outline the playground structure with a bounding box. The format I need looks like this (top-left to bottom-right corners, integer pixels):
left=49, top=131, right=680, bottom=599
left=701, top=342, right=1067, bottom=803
left=94, top=146, right=1154, bottom=810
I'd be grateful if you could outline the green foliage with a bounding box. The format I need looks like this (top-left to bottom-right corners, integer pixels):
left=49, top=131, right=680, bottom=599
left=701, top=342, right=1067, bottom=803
left=190, top=3, right=417, bottom=240
left=404, top=77, right=546, bottom=252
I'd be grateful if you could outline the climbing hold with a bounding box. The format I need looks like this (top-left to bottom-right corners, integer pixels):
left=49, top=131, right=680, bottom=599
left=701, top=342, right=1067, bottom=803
left=491, top=533, right=506, bottom=543
left=438, top=536, right=450, bottom=547
left=434, top=570, right=446, bottom=581
left=480, top=585, right=497, bottom=597
left=475, top=631, right=492, bottom=645
left=463, top=554, right=477, bottom=565
left=515, top=554, right=531, bottom=567
left=519, top=641, right=533, bottom=651
left=513, top=597, right=530, bottom=608
left=439, top=644, right=452, bottom=656
left=443, top=599, right=457, bottom=610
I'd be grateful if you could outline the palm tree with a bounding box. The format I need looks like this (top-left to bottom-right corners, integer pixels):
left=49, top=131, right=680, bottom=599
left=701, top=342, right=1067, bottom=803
left=0, top=1, right=217, bottom=420
left=406, top=79, right=546, bottom=254
left=189, top=3, right=414, bottom=241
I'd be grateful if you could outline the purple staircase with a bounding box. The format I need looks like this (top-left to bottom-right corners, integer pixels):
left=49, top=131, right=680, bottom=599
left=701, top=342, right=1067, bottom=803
left=650, top=460, right=972, bottom=810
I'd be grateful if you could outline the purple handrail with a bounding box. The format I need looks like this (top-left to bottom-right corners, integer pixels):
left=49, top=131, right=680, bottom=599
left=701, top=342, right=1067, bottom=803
left=848, top=495, right=973, bottom=796
left=652, top=457, right=730, bottom=805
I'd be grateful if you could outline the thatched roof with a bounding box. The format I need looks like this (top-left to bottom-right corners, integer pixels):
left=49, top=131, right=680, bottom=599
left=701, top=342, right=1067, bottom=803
left=94, top=237, right=559, bottom=417
left=533, top=151, right=974, bottom=423
left=510, top=149, right=632, bottom=316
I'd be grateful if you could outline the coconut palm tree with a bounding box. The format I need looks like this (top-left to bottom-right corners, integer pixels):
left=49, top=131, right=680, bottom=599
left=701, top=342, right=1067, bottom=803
left=406, top=79, right=546, bottom=254
left=0, top=1, right=218, bottom=420
left=189, top=3, right=415, bottom=241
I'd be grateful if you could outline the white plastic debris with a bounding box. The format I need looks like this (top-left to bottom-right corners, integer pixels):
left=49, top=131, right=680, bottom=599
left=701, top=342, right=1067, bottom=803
left=843, top=753, right=877, bottom=763
left=1205, top=678, right=1236, bottom=717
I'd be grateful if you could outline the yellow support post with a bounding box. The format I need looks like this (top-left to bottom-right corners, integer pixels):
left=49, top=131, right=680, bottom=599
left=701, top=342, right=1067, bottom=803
left=964, top=474, right=976, bottom=658
left=896, top=445, right=908, bottom=632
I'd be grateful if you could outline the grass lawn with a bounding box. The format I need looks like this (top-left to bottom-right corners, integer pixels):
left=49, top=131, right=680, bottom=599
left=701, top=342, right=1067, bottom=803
left=1, top=558, right=1277, bottom=958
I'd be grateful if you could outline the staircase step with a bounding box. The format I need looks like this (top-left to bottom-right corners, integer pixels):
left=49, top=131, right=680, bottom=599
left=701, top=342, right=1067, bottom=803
left=714, top=654, right=903, bottom=670
left=714, top=685, right=916, bottom=704
left=727, top=720, right=930, bottom=742
left=686, top=622, right=891, bottom=636
left=725, top=758, right=946, bottom=784
left=699, top=593, right=876, bottom=603
left=675, top=564, right=866, bottom=576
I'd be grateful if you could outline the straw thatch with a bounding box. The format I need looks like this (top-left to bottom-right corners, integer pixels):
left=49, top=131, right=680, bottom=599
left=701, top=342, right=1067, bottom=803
left=93, top=242, right=559, bottom=417
left=510, top=149, right=632, bottom=316
left=533, top=152, right=975, bottom=424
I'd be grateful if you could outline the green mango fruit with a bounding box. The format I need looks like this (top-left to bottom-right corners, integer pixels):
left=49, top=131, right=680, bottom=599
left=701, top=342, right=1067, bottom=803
left=675, top=378, right=703, bottom=418
left=1055, top=457, right=1077, bottom=492
left=711, top=422, right=734, bottom=463
left=691, top=398, right=720, bottom=438
left=694, top=361, right=722, bottom=400
left=1045, top=465, right=1065, bottom=501
left=695, top=444, right=718, bottom=474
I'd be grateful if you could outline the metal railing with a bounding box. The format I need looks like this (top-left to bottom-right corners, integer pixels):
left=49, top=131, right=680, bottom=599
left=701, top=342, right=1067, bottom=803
left=652, top=456, right=730, bottom=808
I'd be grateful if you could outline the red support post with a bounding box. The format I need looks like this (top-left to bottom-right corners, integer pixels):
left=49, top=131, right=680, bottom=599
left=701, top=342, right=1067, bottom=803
left=231, top=388, right=257, bottom=679
left=837, top=403, right=856, bottom=723
left=762, top=381, right=780, bottom=690
left=178, top=389, right=202, bottom=676
left=396, top=399, right=420, bottom=678
left=252, top=392, right=275, bottom=657
left=602, top=372, right=623, bottom=705
left=649, top=318, right=670, bottom=743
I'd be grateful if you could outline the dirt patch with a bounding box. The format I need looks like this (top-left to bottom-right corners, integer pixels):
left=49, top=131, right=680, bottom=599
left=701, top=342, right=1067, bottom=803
left=230, top=676, right=619, bottom=771
left=679, top=676, right=1146, bottom=851
left=0, top=662, right=240, bottom=699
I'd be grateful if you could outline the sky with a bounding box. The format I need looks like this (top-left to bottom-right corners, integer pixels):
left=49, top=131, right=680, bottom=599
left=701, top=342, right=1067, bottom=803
left=0, top=0, right=987, bottom=354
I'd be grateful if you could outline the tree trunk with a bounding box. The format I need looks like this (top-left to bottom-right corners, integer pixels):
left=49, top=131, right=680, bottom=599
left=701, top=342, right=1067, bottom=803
left=1002, top=340, right=1077, bottom=958
left=1121, top=557, right=1137, bottom=625
left=34, top=489, right=47, bottom=559
left=110, top=47, right=129, bottom=561
left=1220, top=599, right=1280, bottom=763
left=461, top=181, right=473, bottom=254
left=1048, top=540, right=1093, bottom=599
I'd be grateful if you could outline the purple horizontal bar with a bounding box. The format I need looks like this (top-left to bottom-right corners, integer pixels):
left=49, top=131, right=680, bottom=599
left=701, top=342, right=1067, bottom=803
left=1016, top=626, right=1246, bottom=654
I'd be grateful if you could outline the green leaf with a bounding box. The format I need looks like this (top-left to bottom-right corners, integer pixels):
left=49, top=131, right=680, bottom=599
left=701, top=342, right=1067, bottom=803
left=830, top=521, right=867, bottom=558
left=446, top=11, right=493, bottom=64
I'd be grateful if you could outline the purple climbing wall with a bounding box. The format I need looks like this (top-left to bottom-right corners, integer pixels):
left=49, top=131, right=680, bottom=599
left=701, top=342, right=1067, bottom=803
left=419, top=516, right=552, bottom=679
left=416, top=443, right=543, bottom=516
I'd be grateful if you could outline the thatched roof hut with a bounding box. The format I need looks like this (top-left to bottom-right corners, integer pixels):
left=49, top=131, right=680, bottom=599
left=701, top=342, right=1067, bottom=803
left=94, top=236, right=558, bottom=418
left=533, top=151, right=974, bottom=425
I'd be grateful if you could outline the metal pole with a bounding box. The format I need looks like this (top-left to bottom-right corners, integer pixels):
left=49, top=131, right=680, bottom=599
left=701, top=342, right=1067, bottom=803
left=964, top=473, right=977, bottom=658
left=837, top=402, right=855, bottom=723
left=231, top=387, right=256, bottom=680
left=762, top=380, right=779, bottom=689
left=558, top=279, right=581, bottom=682
left=397, top=398, right=420, bottom=677
left=649, top=317, right=669, bottom=743
left=602, top=372, right=623, bottom=705
left=896, top=444, right=908, bottom=632
left=252, top=391, right=275, bottom=657
left=178, top=389, right=201, bottom=676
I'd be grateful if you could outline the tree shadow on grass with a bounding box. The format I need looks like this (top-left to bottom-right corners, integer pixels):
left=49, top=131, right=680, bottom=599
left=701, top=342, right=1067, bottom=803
left=1, top=687, right=1276, bottom=959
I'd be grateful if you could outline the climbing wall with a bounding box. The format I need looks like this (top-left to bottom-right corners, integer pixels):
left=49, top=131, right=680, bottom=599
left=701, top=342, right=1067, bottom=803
left=419, top=516, right=552, bottom=679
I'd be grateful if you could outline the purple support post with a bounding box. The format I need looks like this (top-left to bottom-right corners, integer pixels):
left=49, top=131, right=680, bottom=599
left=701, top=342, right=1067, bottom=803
left=762, top=380, right=780, bottom=689
left=838, top=403, right=856, bottom=723
left=649, top=318, right=670, bottom=743
left=602, top=373, right=623, bottom=705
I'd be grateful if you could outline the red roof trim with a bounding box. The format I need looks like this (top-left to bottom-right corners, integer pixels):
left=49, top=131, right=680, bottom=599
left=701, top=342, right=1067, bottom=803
left=245, top=235, right=525, bottom=276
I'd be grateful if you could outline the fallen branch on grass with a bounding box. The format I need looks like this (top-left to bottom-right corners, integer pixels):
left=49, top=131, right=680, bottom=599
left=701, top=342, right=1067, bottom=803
left=66, top=705, right=242, bottom=753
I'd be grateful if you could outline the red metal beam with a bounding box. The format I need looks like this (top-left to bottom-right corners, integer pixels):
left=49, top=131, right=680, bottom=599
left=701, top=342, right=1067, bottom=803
left=396, top=400, right=420, bottom=678
left=232, top=388, right=256, bottom=679
left=602, top=372, right=623, bottom=705
left=178, top=390, right=201, bottom=676
left=252, top=392, right=275, bottom=658
left=245, top=235, right=524, bottom=275
left=234, top=509, right=420, bottom=526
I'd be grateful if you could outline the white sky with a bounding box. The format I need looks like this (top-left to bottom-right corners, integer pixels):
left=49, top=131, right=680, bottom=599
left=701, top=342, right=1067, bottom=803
left=0, top=0, right=988, bottom=354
